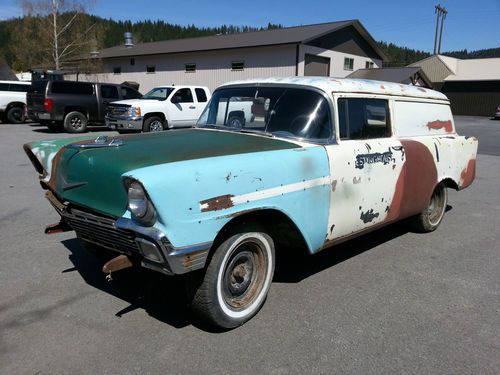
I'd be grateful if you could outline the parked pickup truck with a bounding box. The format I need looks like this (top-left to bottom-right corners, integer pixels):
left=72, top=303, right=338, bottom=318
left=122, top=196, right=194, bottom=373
left=105, top=85, right=210, bottom=132
left=27, top=80, right=142, bottom=132
left=24, top=77, right=478, bottom=329
left=0, top=80, right=31, bottom=123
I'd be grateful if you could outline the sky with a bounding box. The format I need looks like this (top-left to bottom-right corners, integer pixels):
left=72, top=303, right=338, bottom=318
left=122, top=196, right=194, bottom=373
left=1, top=0, right=499, bottom=52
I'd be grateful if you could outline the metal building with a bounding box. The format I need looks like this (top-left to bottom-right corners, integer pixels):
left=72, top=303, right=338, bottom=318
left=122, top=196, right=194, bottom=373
left=69, top=20, right=388, bottom=92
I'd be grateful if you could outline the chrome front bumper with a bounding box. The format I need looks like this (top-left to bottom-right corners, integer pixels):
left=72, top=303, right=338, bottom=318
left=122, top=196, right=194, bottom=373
left=46, top=192, right=211, bottom=275
left=105, top=115, right=143, bottom=131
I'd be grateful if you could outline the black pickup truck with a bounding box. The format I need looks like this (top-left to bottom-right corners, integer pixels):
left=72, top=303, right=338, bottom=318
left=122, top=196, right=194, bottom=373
left=27, top=80, right=142, bottom=133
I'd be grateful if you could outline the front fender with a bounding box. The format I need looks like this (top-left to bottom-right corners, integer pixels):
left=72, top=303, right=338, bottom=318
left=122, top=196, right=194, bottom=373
left=124, top=145, right=331, bottom=253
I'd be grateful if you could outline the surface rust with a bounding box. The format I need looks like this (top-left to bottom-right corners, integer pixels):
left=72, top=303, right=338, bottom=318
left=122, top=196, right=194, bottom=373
left=426, top=120, right=453, bottom=133
left=459, top=159, right=476, bottom=189
left=200, top=194, right=234, bottom=212
left=102, top=255, right=133, bottom=274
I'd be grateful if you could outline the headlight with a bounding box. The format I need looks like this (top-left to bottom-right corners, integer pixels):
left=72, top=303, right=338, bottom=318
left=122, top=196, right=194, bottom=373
left=126, top=179, right=155, bottom=225
left=127, top=107, right=141, bottom=116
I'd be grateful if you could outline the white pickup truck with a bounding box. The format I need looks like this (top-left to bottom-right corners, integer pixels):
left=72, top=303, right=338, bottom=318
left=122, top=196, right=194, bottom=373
left=0, top=80, right=31, bottom=123
left=106, top=85, right=211, bottom=132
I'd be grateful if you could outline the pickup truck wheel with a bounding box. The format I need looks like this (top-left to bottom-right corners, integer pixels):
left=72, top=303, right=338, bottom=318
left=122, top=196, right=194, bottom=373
left=143, top=117, right=165, bottom=132
left=187, top=232, right=275, bottom=329
left=64, top=111, right=87, bottom=133
left=227, top=115, right=244, bottom=129
left=410, top=182, right=448, bottom=232
left=6, top=106, right=25, bottom=124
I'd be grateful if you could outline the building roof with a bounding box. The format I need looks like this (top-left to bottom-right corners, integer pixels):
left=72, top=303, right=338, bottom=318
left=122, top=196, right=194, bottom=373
left=346, top=66, right=432, bottom=87
left=410, top=55, right=500, bottom=82
left=93, top=20, right=388, bottom=61
left=219, top=76, right=448, bottom=101
left=444, top=57, right=500, bottom=81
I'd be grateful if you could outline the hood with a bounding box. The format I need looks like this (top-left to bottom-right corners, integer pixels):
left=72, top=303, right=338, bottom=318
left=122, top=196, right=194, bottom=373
left=42, top=129, right=300, bottom=217
left=109, top=98, right=145, bottom=106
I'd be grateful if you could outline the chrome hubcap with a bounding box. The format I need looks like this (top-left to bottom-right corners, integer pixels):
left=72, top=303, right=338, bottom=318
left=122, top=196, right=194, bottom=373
left=70, top=116, right=83, bottom=129
left=149, top=120, right=163, bottom=131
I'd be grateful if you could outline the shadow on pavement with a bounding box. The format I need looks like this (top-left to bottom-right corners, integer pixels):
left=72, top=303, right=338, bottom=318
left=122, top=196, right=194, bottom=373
left=60, top=212, right=451, bottom=330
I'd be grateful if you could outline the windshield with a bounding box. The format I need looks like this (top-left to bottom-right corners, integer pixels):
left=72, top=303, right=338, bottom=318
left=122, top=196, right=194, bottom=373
left=142, top=87, right=174, bottom=100
left=197, top=87, right=332, bottom=141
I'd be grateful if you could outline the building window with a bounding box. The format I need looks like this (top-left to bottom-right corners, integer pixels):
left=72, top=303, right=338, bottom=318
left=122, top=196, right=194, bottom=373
left=231, top=61, right=244, bottom=71
left=185, top=63, right=196, bottom=73
left=343, top=58, right=354, bottom=71
left=113, top=67, right=121, bottom=74
left=365, top=61, right=374, bottom=69
left=146, top=65, right=156, bottom=73
left=130, top=58, right=135, bottom=66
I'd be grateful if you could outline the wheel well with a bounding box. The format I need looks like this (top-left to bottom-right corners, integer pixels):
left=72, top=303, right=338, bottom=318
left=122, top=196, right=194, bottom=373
left=6, top=102, right=25, bottom=110
left=440, top=177, right=459, bottom=191
left=64, top=107, right=88, bottom=118
left=144, top=112, right=166, bottom=123
left=211, top=209, right=309, bottom=257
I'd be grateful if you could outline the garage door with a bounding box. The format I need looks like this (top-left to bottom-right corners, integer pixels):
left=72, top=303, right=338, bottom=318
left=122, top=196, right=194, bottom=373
left=304, top=54, right=330, bottom=76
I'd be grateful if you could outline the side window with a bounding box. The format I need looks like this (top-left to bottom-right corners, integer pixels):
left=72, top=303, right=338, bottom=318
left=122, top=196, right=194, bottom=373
left=100, top=85, right=119, bottom=99
left=121, top=86, right=142, bottom=99
left=337, top=98, right=390, bottom=140
left=51, top=81, right=93, bottom=95
left=172, top=88, right=193, bottom=103
left=9, top=84, right=29, bottom=92
left=195, top=88, right=207, bottom=102
left=0, top=83, right=9, bottom=91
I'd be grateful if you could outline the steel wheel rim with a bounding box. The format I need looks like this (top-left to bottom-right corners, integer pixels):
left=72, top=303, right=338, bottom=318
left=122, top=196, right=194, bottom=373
left=229, top=118, right=242, bottom=128
left=222, top=240, right=268, bottom=311
left=70, top=116, right=83, bottom=129
left=149, top=120, right=163, bottom=132
left=428, top=186, right=446, bottom=225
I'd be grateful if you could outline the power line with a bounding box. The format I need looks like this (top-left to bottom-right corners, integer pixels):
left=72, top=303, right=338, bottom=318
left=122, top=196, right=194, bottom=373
left=433, top=4, right=448, bottom=54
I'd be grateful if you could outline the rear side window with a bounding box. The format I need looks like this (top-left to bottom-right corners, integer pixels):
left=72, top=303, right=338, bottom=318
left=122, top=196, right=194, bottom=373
left=9, top=84, right=29, bottom=92
left=0, top=83, right=9, bottom=91
left=28, top=80, right=48, bottom=94
left=51, top=81, right=93, bottom=95
left=120, top=86, right=142, bottom=99
left=100, top=85, right=119, bottom=99
left=195, top=88, right=207, bottom=102
left=337, top=98, right=390, bottom=139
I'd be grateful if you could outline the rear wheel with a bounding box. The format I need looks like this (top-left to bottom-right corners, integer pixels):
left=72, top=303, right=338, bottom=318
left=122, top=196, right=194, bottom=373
left=64, top=111, right=88, bottom=133
left=6, top=106, right=25, bottom=124
left=187, top=231, right=275, bottom=329
left=143, top=116, right=166, bottom=132
left=410, top=182, right=448, bottom=232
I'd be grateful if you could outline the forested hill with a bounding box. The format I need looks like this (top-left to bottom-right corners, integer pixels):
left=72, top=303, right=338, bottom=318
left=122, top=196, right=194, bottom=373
left=1, top=14, right=499, bottom=71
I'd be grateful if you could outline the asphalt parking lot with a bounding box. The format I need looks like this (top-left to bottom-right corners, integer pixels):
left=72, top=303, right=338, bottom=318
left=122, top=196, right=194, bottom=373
left=1, top=117, right=499, bottom=374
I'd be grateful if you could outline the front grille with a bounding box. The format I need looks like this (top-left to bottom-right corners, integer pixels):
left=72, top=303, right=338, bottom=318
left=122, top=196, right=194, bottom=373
left=65, top=208, right=140, bottom=254
left=107, top=105, right=129, bottom=117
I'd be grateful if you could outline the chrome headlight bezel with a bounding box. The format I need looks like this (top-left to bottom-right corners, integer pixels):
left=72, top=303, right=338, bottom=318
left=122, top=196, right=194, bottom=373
left=123, top=177, right=156, bottom=226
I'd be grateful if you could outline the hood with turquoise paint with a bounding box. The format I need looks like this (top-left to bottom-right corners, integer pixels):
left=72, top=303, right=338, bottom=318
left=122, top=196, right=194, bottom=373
left=25, top=129, right=300, bottom=217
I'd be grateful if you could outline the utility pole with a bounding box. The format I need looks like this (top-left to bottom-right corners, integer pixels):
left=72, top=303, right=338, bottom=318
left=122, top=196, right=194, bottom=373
left=437, top=6, right=448, bottom=54
left=433, top=4, right=447, bottom=55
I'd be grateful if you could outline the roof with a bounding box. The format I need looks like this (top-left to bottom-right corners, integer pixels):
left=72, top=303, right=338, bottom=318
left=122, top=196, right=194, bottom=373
left=346, top=66, right=432, bottom=86
left=219, top=76, right=449, bottom=101
left=92, top=20, right=388, bottom=61
left=409, top=55, right=500, bottom=82
left=444, top=57, right=500, bottom=81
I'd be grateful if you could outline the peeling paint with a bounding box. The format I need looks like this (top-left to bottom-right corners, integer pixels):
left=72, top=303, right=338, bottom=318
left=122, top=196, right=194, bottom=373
left=200, top=194, right=235, bottom=212
left=360, top=209, right=379, bottom=223
left=426, top=120, right=453, bottom=133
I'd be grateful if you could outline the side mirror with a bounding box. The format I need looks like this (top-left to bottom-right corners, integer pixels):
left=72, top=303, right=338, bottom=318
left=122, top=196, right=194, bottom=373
left=170, top=96, right=181, bottom=104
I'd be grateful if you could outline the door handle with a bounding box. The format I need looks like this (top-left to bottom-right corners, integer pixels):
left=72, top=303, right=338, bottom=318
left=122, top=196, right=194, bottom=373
left=189, top=106, right=196, bottom=109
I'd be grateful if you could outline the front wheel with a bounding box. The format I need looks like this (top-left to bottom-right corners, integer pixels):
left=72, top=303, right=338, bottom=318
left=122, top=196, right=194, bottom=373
left=410, top=182, right=448, bottom=232
left=187, top=232, right=275, bottom=329
left=143, top=116, right=166, bottom=132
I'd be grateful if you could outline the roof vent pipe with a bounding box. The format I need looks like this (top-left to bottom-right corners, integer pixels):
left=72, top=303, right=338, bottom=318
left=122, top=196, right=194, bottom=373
left=124, top=32, right=133, bottom=48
